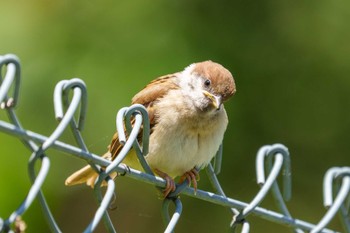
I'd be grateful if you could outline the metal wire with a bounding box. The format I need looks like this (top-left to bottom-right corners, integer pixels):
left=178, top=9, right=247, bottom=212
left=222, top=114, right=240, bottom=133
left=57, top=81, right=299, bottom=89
left=311, top=167, right=350, bottom=233
left=162, top=198, right=183, bottom=233
left=1, top=54, right=349, bottom=233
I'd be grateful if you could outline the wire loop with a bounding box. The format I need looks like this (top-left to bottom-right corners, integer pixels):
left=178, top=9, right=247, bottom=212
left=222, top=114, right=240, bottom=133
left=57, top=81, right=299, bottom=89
left=311, top=167, right=350, bottom=233
left=54, top=78, right=87, bottom=131
left=162, top=198, right=183, bottom=233
left=0, top=54, right=21, bottom=109
left=231, top=144, right=303, bottom=233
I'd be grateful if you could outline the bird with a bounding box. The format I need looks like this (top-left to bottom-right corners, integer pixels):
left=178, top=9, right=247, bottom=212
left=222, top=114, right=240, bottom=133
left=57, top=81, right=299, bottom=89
left=65, top=60, right=236, bottom=197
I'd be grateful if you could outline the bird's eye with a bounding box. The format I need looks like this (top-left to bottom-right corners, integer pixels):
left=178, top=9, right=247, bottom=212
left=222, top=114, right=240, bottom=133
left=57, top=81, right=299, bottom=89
left=204, top=79, right=211, bottom=87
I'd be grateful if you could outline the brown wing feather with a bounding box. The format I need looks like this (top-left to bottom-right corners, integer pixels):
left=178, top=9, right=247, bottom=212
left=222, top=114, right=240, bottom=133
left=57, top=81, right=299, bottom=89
left=65, top=73, right=180, bottom=187
left=132, top=73, right=179, bottom=106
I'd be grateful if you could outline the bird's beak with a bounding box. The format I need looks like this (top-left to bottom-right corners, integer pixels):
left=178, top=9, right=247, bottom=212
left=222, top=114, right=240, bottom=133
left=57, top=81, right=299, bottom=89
left=203, top=90, right=222, bottom=110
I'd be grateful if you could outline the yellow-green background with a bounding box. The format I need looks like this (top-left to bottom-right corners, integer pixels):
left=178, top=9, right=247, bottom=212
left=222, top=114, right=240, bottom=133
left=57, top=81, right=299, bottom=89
left=1, top=1, right=349, bottom=232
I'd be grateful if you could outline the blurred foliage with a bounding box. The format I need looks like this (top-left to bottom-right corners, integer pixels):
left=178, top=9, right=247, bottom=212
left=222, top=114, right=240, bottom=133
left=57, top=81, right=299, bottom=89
left=1, top=0, right=350, bottom=232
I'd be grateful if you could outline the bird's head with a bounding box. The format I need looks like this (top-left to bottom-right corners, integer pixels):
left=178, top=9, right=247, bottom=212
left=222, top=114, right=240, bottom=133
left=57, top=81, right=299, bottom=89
left=181, top=60, right=236, bottom=112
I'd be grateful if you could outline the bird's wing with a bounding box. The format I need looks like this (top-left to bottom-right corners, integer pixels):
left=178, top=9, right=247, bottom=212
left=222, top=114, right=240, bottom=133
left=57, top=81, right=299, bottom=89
left=65, top=73, right=179, bottom=187
left=109, top=73, right=179, bottom=160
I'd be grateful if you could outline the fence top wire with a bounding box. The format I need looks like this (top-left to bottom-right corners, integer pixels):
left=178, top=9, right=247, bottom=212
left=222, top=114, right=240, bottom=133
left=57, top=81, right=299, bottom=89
left=0, top=54, right=349, bottom=233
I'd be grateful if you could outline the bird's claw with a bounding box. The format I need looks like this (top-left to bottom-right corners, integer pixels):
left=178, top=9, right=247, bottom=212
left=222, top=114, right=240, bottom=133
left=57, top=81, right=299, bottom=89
left=154, top=169, right=176, bottom=197
left=179, top=168, right=200, bottom=194
left=163, top=176, right=176, bottom=197
left=155, top=168, right=200, bottom=197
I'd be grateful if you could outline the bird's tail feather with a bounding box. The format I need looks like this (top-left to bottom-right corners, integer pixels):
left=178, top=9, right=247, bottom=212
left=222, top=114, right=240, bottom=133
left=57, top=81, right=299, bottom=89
left=65, top=164, right=117, bottom=188
left=65, top=165, right=100, bottom=187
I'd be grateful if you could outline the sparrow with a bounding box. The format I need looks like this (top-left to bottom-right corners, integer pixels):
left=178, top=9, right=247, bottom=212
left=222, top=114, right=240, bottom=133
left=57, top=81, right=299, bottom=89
left=65, top=60, right=236, bottom=197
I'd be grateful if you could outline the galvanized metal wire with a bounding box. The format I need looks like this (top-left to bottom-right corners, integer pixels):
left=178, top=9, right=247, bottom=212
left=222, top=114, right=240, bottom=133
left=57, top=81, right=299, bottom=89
left=0, top=54, right=349, bottom=233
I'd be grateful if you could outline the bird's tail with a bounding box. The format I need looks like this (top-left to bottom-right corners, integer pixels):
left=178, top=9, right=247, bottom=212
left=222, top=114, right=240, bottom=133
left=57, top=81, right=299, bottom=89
left=65, top=164, right=100, bottom=187
left=65, top=152, right=117, bottom=188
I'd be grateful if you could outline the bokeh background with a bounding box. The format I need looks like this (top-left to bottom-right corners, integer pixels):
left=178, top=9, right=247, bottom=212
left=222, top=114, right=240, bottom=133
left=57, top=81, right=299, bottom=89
left=1, top=1, right=349, bottom=232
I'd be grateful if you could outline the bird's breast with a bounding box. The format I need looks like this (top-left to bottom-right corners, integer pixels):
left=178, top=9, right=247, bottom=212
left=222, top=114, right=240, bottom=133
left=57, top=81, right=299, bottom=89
left=145, top=90, right=229, bottom=177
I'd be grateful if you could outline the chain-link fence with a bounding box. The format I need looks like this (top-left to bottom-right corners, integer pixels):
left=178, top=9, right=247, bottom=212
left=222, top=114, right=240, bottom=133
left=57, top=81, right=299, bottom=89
left=0, top=54, right=349, bottom=233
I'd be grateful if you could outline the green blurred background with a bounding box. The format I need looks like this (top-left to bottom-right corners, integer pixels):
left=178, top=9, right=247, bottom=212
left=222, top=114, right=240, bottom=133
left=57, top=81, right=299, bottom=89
left=1, top=1, right=349, bottom=232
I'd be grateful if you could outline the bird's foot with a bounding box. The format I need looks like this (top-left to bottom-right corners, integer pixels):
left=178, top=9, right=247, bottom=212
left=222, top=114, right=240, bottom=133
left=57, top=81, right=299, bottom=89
left=154, top=168, right=176, bottom=197
left=179, top=168, right=200, bottom=194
